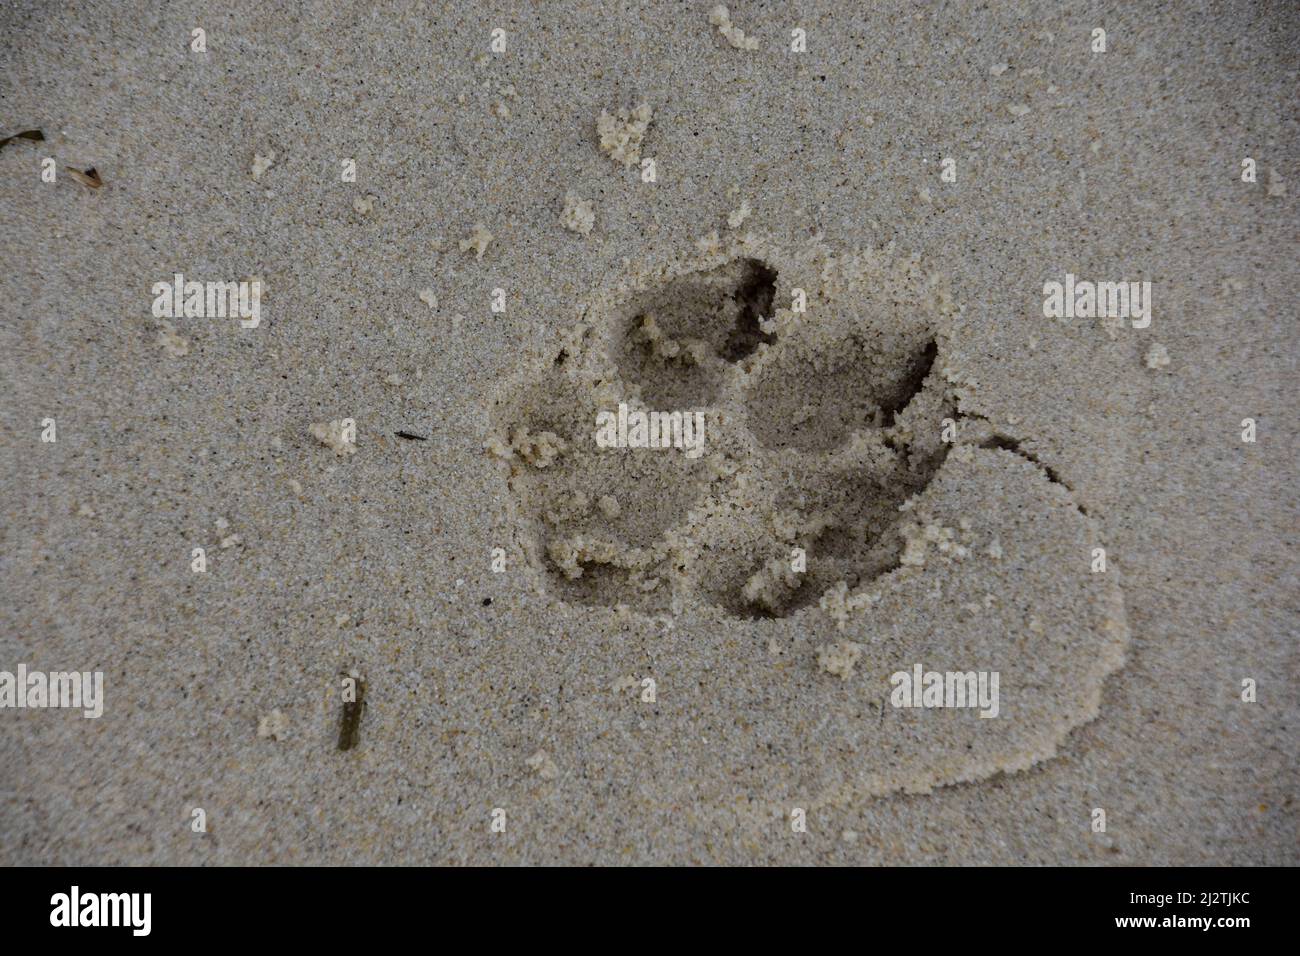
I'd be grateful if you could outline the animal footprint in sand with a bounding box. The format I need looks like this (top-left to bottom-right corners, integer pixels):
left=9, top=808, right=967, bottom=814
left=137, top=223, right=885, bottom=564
left=490, top=234, right=1129, bottom=800
left=489, top=243, right=1040, bottom=621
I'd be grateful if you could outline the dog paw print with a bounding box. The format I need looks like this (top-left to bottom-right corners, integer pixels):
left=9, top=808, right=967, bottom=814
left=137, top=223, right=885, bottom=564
left=490, top=234, right=1129, bottom=801
left=489, top=243, right=1008, bottom=621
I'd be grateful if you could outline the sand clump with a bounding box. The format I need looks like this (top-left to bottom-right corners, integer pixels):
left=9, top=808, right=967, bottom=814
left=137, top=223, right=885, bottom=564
left=488, top=425, right=567, bottom=468
left=156, top=321, right=189, bottom=357
left=560, top=192, right=596, bottom=235
left=310, top=420, right=356, bottom=456
left=525, top=750, right=559, bottom=780
left=709, top=5, right=760, bottom=51
left=250, top=151, right=275, bottom=180
left=257, top=709, right=289, bottom=741
left=817, top=640, right=863, bottom=679
left=596, top=103, right=653, bottom=167
left=458, top=223, right=493, bottom=260
left=1145, top=343, right=1172, bottom=370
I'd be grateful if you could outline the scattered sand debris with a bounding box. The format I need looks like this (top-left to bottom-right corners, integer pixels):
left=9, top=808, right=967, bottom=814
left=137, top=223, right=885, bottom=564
left=596, top=102, right=653, bottom=167
left=512, top=426, right=566, bottom=467
left=900, top=520, right=969, bottom=568
left=727, top=201, right=751, bottom=229
left=820, top=581, right=881, bottom=629
left=1267, top=167, right=1286, bottom=198
left=487, top=425, right=566, bottom=468
left=709, top=5, right=760, bottom=51
left=525, top=749, right=559, bottom=780
left=1144, top=343, right=1171, bottom=370
left=742, top=557, right=801, bottom=613
left=250, top=151, right=276, bottom=180
left=310, top=420, right=356, bottom=456
left=817, top=640, right=863, bottom=679
left=257, top=708, right=289, bottom=741
left=633, top=313, right=709, bottom=364
left=458, top=222, right=493, bottom=260
left=546, top=535, right=623, bottom=579
left=633, top=313, right=677, bottom=358
left=543, top=489, right=591, bottom=526
left=560, top=191, right=596, bottom=235
left=1100, top=313, right=1124, bottom=340
left=215, top=517, right=241, bottom=549
left=695, top=231, right=723, bottom=256
left=156, top=321, right=189, bottom=357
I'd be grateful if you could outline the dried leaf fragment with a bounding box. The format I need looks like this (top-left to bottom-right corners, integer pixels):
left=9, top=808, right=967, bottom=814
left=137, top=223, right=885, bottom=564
left=0, top=128, right=44, bottom=151
left=66, top=166, right=103, bottom=188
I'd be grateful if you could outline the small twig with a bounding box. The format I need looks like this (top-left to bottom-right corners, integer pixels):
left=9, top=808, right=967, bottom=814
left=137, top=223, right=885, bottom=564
left=338, top=674, right=366, bottom=752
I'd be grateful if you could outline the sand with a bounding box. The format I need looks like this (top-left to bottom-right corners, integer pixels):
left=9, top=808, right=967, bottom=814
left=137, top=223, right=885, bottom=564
left=0, top=1, right=1295, bottom=865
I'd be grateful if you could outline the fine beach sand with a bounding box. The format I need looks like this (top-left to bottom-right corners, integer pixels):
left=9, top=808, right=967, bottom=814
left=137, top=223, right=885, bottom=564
left=1, top=0, right=1296, bottom=865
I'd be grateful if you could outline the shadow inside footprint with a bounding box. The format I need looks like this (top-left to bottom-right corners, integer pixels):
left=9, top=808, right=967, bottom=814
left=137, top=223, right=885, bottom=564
left=720, top=260, right=777, bottom=362
left=612, top=257, right=777, bottom=407
left=746, top=329, right=939, bottom=453
left=699, top=428, right=952, bottom=620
